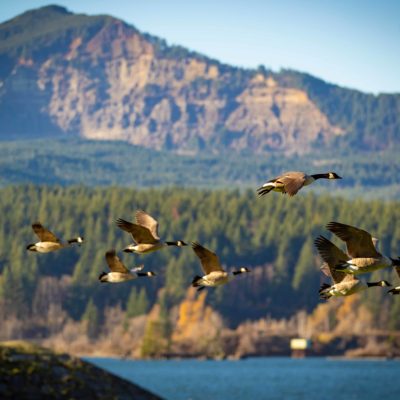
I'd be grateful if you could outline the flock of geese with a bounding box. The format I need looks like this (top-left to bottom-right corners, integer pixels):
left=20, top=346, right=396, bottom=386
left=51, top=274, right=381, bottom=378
left=26, top=170, right=400, bottom=298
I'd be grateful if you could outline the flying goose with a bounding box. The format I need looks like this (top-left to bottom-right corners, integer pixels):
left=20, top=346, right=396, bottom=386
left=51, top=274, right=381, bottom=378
left=257, top=171, right=342, bottom=197
left=116, top=210, right=187, bottom=254
left=326, top=221, right=400, bottom=275
left=26, top=222, right=84, bottom=253
left=388, top=263, right=400, bottom=295
left=99, top=249, right=156, bottom=283
left=191, top=242, right=250, bottom=291
left=315, top=235, right=391, bottom=299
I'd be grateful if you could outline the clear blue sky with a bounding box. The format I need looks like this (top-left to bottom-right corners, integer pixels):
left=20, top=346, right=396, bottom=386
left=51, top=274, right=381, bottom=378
left=1, top=0, right=399, bottom=94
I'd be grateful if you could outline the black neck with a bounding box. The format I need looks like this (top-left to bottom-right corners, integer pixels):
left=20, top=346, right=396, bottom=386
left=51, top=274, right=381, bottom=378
left=367, top=281, right=381, bottom=287
left=166, top=241, right=178, bottom=246
left=311, top=173, right=329, bottom=180
left=233, top=270, right=243, bottom=275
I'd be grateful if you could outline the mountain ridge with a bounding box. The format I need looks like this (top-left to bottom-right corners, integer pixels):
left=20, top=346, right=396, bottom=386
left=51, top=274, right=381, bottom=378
left=0, top=5, right=399, bottom=154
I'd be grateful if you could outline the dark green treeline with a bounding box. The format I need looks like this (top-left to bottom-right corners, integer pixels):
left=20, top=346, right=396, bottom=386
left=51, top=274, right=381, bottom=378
left=0, top=185, right=399, bottom=328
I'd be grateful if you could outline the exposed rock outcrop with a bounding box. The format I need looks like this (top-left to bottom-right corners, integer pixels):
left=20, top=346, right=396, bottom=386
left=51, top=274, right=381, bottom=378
left=0, top=340, right=163, bottom=399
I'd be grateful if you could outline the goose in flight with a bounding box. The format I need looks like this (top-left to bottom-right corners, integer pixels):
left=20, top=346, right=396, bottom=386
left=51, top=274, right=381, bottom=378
left=315, top=235, right=391, bottom=299
left=116, top=210, right=187, bottom=254
left=388, top=263, right=400, bottom=295
left=191, top=242, right=250, bottom=291
left=257, top=171, right=342, bottom=197
left=326, top=221, right=400, bottom=274
left=26, top=222, right=84, bottom=253
left=99, top=249, right=156, bottom=283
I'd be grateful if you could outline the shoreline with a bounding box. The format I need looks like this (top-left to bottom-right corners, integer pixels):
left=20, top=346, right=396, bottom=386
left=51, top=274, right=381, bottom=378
left=82, top=353, right=400, bottom=362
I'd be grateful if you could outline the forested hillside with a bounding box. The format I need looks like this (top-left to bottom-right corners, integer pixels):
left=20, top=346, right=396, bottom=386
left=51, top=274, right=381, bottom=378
left=1, top=138, right=400, bottom=199
left=0, top=186, right=399, bottom=356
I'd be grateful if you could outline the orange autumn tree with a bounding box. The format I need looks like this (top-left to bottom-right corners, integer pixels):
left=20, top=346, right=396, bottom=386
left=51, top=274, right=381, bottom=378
left=172, top=287, right=224, bottom=357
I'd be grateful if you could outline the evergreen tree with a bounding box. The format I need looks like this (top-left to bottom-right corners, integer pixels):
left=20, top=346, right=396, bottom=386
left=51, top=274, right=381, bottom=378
left=82, top=298, right=100, bottom=340
left=126, top=287, right=149, bottom=318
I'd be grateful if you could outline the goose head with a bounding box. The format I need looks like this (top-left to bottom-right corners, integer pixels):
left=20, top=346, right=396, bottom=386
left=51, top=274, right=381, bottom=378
left=232, top=267, right=251, bottom=275
left=68, top=236, right=84, bottom=245
left=327, top=172, right=342, bottom=180
left=165, top=240, right=188, bottom=247
left=26, top=243, right=37, bottom=252
left=99, top=272, right=108, bottom=282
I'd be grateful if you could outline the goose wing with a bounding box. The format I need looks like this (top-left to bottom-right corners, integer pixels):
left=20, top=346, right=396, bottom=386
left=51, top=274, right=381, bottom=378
left=315, top=235, right=350, bottom=283
left=116, top=218, right=158, bottom=244
left=326, top=222, right=380, bottom=258
left=105, top=249, right=129, bottom=273
left=192, top=242, right=224, bottom=274
left=275, top=171, right=307, bottom=197
left=135, top=210, right=160, bottom=240
left=32, top=222, right=60, bottom=243
left=336, top=274, right=359, bottom=290
left=320, top=263, right=357, bottom=287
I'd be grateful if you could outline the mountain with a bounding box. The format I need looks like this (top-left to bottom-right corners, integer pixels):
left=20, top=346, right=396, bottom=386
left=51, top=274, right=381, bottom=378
left=1, top=5, right=399, bottom=154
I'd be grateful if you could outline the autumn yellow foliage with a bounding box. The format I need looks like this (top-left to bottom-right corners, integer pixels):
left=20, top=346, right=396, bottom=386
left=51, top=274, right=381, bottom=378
left=174, top=287, right=218, bottom=341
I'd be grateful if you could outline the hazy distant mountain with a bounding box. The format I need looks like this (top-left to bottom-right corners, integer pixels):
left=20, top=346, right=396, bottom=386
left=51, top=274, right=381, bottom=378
left=0, top=5, right=399, bottom=154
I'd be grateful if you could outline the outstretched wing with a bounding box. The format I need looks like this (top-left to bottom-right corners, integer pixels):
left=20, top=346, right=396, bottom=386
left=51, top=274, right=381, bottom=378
left=326, top=221, right=380, bottom=258
left=105, top=249, right=129, bottom=273
left=192, top=242, right=224, bottom=274
left=276, top=171, right=306, bottom=197
left=32, top=222, right=59, bottom=243
left=315, top=235, right=350, bottom=283
left=135, top=210, right=160, bottom=240
left=116, top=218, right=158, bottom=244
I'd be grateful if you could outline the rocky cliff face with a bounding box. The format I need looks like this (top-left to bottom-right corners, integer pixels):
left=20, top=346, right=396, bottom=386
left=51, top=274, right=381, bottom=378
left=0, top=6, right=398, bottom=154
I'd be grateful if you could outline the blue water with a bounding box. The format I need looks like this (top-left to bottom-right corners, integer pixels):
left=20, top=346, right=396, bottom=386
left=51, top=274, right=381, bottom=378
left=87, top=357, right=400, bottom=400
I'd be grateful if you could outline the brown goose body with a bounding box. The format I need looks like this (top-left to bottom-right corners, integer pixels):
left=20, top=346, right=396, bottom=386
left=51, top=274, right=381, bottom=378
left=388, top=265, right=400, bottom=295
left=326, top=222, right=395, bottom=275
left=191, top=242, right=250, bottom=291
left=257, top=171, right=341, bottom=197
left=116, top=210, right=187, bottom=254
left=99, top=249, right=155, bottom=283
left=26, top=222, right=83, bottom=253
left=315, top=235, right=390, bottom=299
